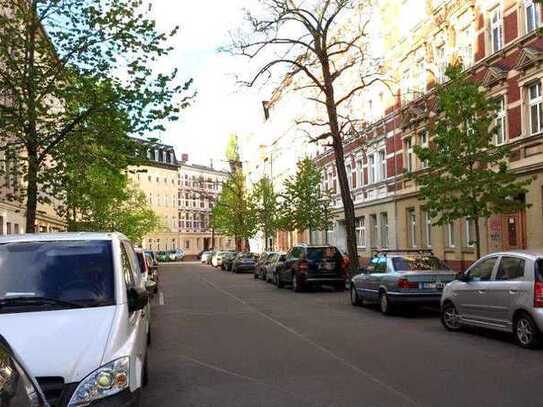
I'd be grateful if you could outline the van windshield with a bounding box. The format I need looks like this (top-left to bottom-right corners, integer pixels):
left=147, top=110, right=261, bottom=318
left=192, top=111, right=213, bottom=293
left=0, top=240, right=115, bottom=311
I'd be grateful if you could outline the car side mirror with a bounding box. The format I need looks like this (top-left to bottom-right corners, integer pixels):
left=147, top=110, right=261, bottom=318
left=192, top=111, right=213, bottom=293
left=457, top=272, right=471, bottom=282
left=128, top=287, right=149, bottom=312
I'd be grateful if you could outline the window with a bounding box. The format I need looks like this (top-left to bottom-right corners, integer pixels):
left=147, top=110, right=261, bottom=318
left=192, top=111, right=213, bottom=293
left=0, top=216, right=3, bottom=235
left=356, top=217, right=367, bottom=248
left=405, top=138, right=414, bottom=172
left=370, top=214, right=378, bottom=248
left=415, top=54, right=426, bottom=94
left=458, top=19, right=474, bottom=66
left=495, top=96, right=506, bottom=145
left=525, top=0, right=540, bottom=33
left=435, top=41, right=447, bottom=83
left=14, top=224, right=19, bottom=234
left=369, top=256, right=387, bottom=273
left=401, top=67, right=411, bottom=102
left=468, top=257, right=497, bottom=281
left=465, top=218, right=476, bottom=247
left=185, top=240, right=190, bottom=249
left=120, top=243, right=136, bottom=289
left=420, top=131, right=428, bottom=168
left=380, top=212, right=389, bottom=248
left=379, top=150, right=386, bottom=181
left=496, top=257, right=525, bottom=280
left=346, top=164, right=352, bottom=188
left=6, top=222, right=11, bottom=235
left=528, top=82, right=543, bottom=135
left=351, top=162, right=357, bottom=188
left=357, top=159, right=364, bottom=187
left=446, top=222, right=456, bottom=248
left=422, top=211, right=432, bottom=248
left=407, top=209, right=417, bottom=248
left=369, top=155, right=376, bottom=183
left=489, top=7, right=503, bottom=54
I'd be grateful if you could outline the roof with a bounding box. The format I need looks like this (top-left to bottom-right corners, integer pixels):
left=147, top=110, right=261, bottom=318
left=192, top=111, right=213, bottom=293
left=0, top=232, right=128, bottom=243
left=181, top=163, right=230, bottom=175
left=483, top=250, right=543, bottom=260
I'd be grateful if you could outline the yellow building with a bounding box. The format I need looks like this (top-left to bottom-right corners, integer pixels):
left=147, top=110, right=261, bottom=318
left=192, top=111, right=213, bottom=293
left=129, top=141, right=234, bottom=258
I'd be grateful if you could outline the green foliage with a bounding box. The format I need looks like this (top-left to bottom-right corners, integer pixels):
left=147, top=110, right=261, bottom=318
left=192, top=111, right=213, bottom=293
left=0, top=0, right=192, bottom=230
left=212, top=170, right=258, bottom=243
left=252, top=177, right=279, bottom=246
left=412, top=64, right=531, bottom=255
left=68, top=185, right=163, bottom=245
left=281, top=158, right=333, bottom=236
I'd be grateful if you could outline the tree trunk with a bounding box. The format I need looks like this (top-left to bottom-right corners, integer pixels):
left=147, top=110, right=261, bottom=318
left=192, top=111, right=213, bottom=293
left=320, top=60, right=359, bottom=275
left=474, top=216, right=481, bottom=261
left=25, top=149, right=38, bottom=233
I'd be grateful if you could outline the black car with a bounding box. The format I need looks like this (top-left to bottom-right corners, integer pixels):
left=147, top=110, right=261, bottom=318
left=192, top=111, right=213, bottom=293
left=0, top=334, right=49, bottom=406
left=276, top=245, right=347, bottom=292
left=232, top=253, right=257, bottom=273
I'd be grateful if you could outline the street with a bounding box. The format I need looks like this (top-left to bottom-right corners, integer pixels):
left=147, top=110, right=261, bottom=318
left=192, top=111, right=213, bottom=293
left=143, top=262, right=543, bottom=407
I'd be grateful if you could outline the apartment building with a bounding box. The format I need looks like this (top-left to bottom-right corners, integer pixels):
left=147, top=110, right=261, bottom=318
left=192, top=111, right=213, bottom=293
left=129, top=140, right=234, bottom=257
left=314, top=0, right=543, bottom=271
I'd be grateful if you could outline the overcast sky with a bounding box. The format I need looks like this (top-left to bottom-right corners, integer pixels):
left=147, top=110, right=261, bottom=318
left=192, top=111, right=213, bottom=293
left=150, top=0, right=264, bottom=169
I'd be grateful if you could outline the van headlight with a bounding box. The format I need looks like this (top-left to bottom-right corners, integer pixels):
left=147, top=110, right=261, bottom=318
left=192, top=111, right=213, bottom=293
left=68, top=357, right=130, bottom=406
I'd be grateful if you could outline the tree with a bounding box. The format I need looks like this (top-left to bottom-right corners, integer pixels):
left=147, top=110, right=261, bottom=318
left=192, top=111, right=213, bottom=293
left=230, top=0, right=381, bottom=271
left=0, top=0, right=191, bottom=232
left=252, top=176, right=279, bottom=250
left=412, top=64, right=531, bottom=259
left=69, top=185, right=163, bottom=245
left=212, top=170, right=258, bottom=251
left=281, top=158, right=333, bottom=243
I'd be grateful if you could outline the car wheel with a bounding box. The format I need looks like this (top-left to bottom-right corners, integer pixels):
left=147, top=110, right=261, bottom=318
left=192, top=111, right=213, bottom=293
left=350, top=285, right=361, bottom=306
left=514, top=313, right=542, bottom=349
left=147, top=328, right=152, bottom=346
left=276, top=274, right=284, bottom=288
left=292, top=274, right=302, bottom=292
left=379, top=292, right=393, bottom=315
left=441, top=302, right=462, bottom=331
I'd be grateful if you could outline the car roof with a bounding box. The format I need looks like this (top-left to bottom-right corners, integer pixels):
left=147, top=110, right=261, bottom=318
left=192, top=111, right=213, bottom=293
left=0, top=232, right=128, bottom=244
left=483, top=250, right=543, bottom=260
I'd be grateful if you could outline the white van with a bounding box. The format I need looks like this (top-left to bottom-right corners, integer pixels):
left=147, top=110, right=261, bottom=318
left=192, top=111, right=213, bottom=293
left=0, top=233, right=151, bottom=406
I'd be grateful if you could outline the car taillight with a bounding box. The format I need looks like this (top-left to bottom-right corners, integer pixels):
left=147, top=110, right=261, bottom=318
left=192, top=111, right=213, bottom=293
left=398, top=278, right=418, bottom=289
left=299, top=260, right=308, bottom=274
left=534, top=281, right=543, bottom=308
left=341, top=256, right=350, bottom=270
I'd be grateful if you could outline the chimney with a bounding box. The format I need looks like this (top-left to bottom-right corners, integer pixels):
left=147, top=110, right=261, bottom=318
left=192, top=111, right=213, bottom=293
left=210, top=159, right=214, bottom=169
left=181, top=153, right=189, bottom=162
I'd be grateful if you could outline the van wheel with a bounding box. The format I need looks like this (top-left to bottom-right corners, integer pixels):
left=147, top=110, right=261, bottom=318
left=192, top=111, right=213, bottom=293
left=514, top=313, right=542, bottom=349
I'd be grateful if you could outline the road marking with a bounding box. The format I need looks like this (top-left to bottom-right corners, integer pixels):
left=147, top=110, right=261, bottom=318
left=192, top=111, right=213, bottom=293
left=201, top=276, right=421, bottom=407
left=159, top=292, right=165, bottom=306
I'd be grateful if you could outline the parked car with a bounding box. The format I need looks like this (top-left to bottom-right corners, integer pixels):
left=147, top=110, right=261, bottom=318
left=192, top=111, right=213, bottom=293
left=232, top=253, right=257, bottom=273
left=146, top=250, right=158, bottom=267
left=351, top=249, right=456, bottom=315
left=266, top=253, right=287, bottom=284
left=201, top=251, right=212, bottom=263
left=157, top=250, right=170, bottom=263
left=254, top=252, right=275, bottom=280
left=0, top=233, right=151, bottom=406
left=441, top=250, right=543, bottom=348
left=206, top=251, right=216, bottom=265
left=0, top=334, right=49, bottom=406
left=136, top=248, right=158, bottom=295
left=211, top=251, right=223, bottom=267
left=168, top=249, right=185, bottom=262
left=221, top=251, right=238, bottom=271
left=277, top=245, right=347, bottom=292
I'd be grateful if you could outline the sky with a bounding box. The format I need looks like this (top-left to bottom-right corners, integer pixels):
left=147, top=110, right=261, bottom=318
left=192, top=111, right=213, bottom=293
left=150, top=0, right=264, bottom=170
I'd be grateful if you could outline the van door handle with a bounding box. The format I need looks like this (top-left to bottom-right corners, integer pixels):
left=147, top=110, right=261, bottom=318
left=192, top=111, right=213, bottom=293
left=478, top=290, right=486, bottom=294
left=509, top=290, right=518, bottom=295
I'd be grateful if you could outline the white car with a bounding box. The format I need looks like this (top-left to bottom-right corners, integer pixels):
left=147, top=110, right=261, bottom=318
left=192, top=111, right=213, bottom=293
left=0, top=232, right=152, bottom=406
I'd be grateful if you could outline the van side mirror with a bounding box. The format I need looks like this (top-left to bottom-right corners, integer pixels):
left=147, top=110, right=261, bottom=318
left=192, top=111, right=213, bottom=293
left=128, top=287, right=149, bottom=312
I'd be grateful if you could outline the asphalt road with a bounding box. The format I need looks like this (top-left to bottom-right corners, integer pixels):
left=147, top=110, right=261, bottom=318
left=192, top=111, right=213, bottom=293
left=142, top=262, right=543, bottom=407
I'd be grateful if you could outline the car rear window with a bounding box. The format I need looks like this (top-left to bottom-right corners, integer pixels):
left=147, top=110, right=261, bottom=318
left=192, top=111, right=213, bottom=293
left=0, top=240, right=115, bottom=308
left=306, top=247, right=339, bottom=262
left=392, top=256, right=450, bottom=272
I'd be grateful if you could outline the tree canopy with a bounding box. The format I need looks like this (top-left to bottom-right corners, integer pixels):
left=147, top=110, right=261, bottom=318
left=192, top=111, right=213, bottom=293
left=412, top=64, right=531, bottom=258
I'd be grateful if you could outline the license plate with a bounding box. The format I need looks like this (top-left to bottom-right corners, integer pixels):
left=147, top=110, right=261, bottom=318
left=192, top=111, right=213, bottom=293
left=421, top=282, right=444, bottom=290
